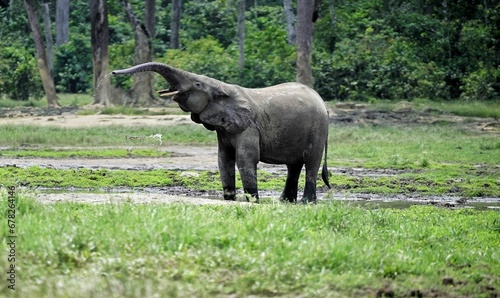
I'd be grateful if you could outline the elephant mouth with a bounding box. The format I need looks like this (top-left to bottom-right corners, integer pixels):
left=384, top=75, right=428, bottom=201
left=173, top=92, right=191, bottom=112
left=157, top=88, right=180, bottom=98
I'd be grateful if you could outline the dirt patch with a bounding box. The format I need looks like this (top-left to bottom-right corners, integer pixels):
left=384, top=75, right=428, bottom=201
left=329, top=104, right=499, bottom=134
left=35, top=192, right=250, bottom=205
left=0, top=113, right=193, bottom=128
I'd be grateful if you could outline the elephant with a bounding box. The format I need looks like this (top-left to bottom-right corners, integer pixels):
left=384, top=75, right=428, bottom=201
left=112, top=62, right=330, bottom=203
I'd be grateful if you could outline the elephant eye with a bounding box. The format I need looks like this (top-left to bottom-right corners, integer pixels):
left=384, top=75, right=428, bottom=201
left=194, top=81, right=202, bottom=88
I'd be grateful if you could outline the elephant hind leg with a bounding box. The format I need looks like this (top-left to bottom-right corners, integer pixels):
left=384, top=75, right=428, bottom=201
left=280, top=163, right=303, bottom=203
left=302, top=161, right=321, bottom=204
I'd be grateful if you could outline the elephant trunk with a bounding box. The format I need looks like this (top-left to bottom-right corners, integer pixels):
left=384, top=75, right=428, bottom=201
left=111, top=62, right=186, bottom=89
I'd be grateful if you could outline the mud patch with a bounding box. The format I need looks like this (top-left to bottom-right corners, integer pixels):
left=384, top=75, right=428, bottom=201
left=35, top=192, right=250, bottom=205
left=32, top=186, right=500, bottom=209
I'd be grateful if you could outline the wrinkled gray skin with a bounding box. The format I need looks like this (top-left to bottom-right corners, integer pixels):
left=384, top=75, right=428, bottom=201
left=112, top=62, right=330, bottom=203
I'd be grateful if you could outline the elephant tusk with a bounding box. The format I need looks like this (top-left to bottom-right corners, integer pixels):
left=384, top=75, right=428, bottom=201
left=157, top=90, right=180, bottom=97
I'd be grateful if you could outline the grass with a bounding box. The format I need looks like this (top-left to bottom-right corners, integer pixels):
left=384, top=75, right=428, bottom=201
left=332, top=99, right=500, bottom=119
left=0, top=124, right=498, bottom=197
left=0, top=148, right=170, bottom=158
left=0, top=102, right=499, bottom=297
left=0, top=192, right=498, bottom=297
left=0, top=124, right=216, bottom=147
left=329, top=125, right=499, bottom=168
left=1, top=165, right=497, bottom=197
left=0, top=94, right=93, bottom=108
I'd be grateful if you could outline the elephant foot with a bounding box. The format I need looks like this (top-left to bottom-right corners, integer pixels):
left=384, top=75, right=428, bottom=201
left=279, top=196, right=297, bottom=203
left=300, top=198, right=317, bottom=205
left=244, top=188, right=259, bottom=203
left=223, top=189, right=236, bottom=201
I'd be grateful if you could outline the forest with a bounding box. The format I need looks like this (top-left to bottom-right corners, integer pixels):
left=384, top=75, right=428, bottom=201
left=0, top=0, right=499, bottom=105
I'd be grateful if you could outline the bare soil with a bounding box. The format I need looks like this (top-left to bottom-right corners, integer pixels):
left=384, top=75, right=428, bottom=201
left=1, top=105, right=499, bottom=207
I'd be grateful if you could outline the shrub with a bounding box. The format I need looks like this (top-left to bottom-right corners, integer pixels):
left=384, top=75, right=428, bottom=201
left=54, top=34, right=93, bottom=93
left=0, top=43, right=42, bottom=100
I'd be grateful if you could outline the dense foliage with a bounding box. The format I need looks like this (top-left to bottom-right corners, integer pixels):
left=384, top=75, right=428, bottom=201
left=0, top=0, right=498, bottom=101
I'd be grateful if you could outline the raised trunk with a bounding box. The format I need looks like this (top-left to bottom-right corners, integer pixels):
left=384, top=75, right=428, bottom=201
left=112, top=62, right=187, bottom=90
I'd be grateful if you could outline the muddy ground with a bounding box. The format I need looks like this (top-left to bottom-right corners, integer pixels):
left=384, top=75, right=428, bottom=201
left=1, top=104, right=499, bottom=207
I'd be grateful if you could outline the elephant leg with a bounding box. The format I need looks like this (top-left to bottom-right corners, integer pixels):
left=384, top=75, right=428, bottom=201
left=280, top=163, right=303, bottom=203
left=235, top=142, right=259, bottom=202
left=302, top=160, right=322, bottom=204
left=218, top=145, right=236, bottom=200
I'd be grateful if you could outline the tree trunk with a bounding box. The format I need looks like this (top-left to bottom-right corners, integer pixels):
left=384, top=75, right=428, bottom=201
left=145, top=0, right=155, bottom=39
left=42, top=3, right=54, bottom=79
left=55, top=0, right=69, bottom=46
left=90, top=0, right=111, bottom=106
left=238, top=0, right=245, bottom=73
left=296, top=0, right=316, bottom=87
left=122, top=0, right=155, bottom=106
left=283, top=0, right=295, bottom=45
left=130, top=24, right=155, bottom=106
left=170, top=0, right=181, bottom=49
left=24, top=0, right=60, bottom=107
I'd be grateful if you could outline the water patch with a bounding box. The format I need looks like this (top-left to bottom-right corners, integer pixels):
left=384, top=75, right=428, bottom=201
left=32, top=186, right=500, bottom=210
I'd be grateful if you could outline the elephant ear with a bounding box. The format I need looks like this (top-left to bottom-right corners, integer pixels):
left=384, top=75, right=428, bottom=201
left=199, top=96, right=254, bottom=134
left=191, top=113, right=215, bottom=131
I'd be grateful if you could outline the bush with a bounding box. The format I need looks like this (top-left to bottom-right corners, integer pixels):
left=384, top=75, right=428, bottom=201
left=53, top=34, right=93, bottom=93
left=460, top=66, right=500, bottom=101
left=0, top=43, right=42, bottom=101
left=158, top=36, right=239, bottom=87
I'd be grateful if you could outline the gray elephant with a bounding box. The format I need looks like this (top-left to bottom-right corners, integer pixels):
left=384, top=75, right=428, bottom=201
left=112, top=62, right=330, bottom=203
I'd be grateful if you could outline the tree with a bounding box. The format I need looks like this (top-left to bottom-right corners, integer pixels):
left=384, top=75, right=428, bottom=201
left=238, top=0, right=245, bottom=73
left=296, top=0, right=321, bottom=87
left=283, top=0, right=295, bottom=44
left=42, top=3, right=54, bottom=79
left=56, top=0, right=69, bottom=46
left=171, top=0, right=181, bottom=49
left=24, top=0, right=60, bottom=107
left=90, top=0, right=111, bottom=106
left=121, top=0, right=155, bottom=106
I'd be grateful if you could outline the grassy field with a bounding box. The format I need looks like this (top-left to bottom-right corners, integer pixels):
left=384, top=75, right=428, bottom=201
left=0, top=192, right=499, bottom=297
left=0, top=104, right=499, bottom=297
left=0, top=124, right=498, bottom=197
left=0, top=124, right=216, bottom=147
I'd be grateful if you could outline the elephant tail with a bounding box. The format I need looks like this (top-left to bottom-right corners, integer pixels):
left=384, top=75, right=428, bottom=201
left=321, top=127, right=331, bottom=189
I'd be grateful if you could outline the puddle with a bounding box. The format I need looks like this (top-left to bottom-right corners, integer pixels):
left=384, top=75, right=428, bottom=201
left=30, top=186, right=500, bottom=210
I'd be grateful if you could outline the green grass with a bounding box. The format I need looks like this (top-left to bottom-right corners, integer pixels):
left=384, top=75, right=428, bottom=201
left=332, top=99, right=500, bottom=119
left=0, top=124, right=216, bottom=147
left=1, top=193, right=498, bottom=297
left=0, top=148, right=170, bottom=158
left=1, top=165, right=497, bottom=197
left=0, top=124, right=498, bottom=197
left=0, top=94, right=93, bottom=108
left=329, top=125, right=499, bottom=168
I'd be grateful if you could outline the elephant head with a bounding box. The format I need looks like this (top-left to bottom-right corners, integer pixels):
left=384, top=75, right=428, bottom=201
left=112, top=62, right=254, bottom=133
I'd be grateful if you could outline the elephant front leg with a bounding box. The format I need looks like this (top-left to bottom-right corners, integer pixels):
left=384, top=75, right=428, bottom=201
left=218, top=146, right=236, bottom=200
left=235, top=145, right=259, bottom=203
